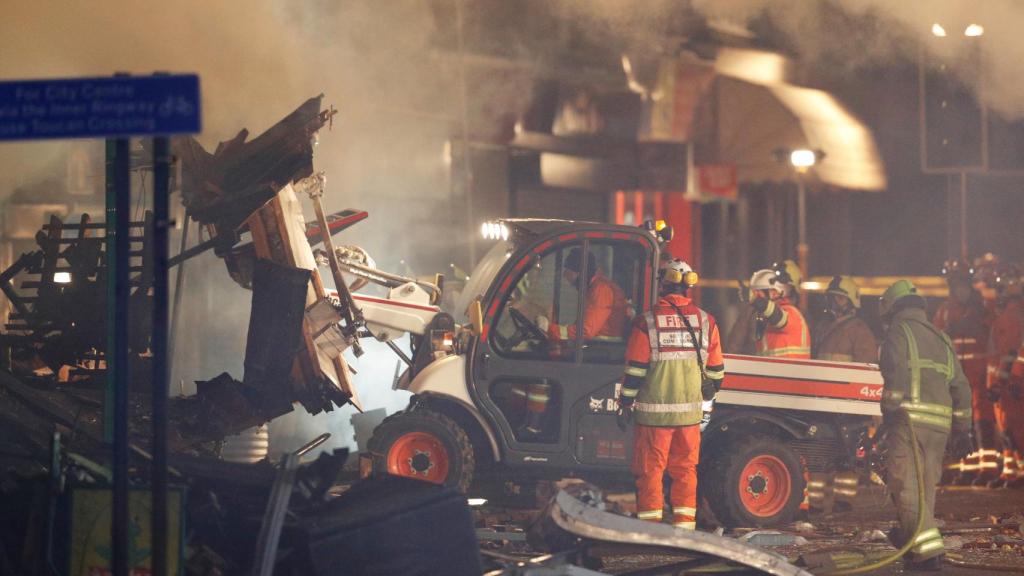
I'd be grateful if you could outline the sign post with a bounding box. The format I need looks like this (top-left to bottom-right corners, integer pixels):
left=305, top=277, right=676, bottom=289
left=0, top=74, right=200, bottom=576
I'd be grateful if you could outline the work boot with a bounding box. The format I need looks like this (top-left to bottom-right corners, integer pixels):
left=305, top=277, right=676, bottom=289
left=905, top=554, right=944, bottom=572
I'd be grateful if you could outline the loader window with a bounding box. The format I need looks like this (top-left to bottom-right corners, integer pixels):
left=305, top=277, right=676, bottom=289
left=490, top=239, right=648, bottom=364
left=579, top=241, right=647, bottom=364
left=492, top=244, right=580, bottom=361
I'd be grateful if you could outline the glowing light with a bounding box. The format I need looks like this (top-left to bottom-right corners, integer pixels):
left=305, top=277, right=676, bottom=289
left=931, top=23, right=947, bottom=37
left=442, top=140, right=452, bottom=166
left=467, top=498, right=488, bottom=506
left=480, top=221, right=509, bottom=241
left=53, top=272, right=71, bottom=284
left=790, top=149, right=817, bottom=168
left=964, top=24, right=984, bottom=37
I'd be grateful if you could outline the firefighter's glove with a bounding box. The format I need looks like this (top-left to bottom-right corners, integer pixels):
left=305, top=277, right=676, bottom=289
left=751, top=297, right=770, bottom=314
left=535, top=315, right=550, bottom=332
left=616, top=403, right=634, bottom=432
left=701, top=378, right=719, bottom=401
left=950, top=430, right=974, bottom=462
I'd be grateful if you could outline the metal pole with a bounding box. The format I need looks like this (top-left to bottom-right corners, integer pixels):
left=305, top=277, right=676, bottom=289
left=454, top=0, right=476, bottom=266
left=151, top=136, right=170, bottom=576
left=111, top=137, right=131, bottom=576
left=168, top=210, right=190, bottom=366
left=960, top=171, right=968, bottom=260
left=104, top=141, right=116, bottom=443
left=796, top=177, right=809, bottom=310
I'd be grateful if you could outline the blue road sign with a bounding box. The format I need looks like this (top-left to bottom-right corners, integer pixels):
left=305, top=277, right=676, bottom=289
left=0, top=74, right=201, bottom=140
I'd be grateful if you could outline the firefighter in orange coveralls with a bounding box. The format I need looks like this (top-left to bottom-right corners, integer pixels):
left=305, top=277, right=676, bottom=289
left=618, top=259, right=725, bottom=529
left=976, top=258, right=1024, bottom=487
left=748, top=268, right=811, bottom=358
left=519, top=248, right=627, bottom=437
left=934, top=259, right=997, bottom=485
left=540, top=248, right=628, bottom=342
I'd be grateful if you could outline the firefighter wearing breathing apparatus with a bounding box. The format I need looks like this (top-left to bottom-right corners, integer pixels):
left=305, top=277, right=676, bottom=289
left=748, top=267, right=811, bottom=358
left=814, top=275, right=878, bottom=364
left=878, top=280, right=973, bottom=571
left=618, top=258, right=724, bottom=529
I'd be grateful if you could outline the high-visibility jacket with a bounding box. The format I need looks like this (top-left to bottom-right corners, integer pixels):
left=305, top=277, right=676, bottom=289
left=550, top=271, right=628, bottom=341
left=880, top=307, right=972, bottom=433
left=814, top=313, right=878, bottom=363
left=756, top=297, right=810, bottom=358
left=622, top=294, right=725, bottom=427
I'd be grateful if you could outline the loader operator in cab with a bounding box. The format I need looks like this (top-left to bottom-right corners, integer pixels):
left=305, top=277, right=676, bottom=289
left=517, top=248, right=628, bottom=439
left=536, top=247, right=628, bottom=344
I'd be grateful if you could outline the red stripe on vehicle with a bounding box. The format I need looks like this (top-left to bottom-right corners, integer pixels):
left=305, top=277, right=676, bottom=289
left=500, top=275, right=514, bottom=292
left=722, top=373, right=883, bottom=402
left=351, top=294, right=440, bottom=313
left=533, top=240, right=554, bottom=253
left=559, top=233, right=578, bottom=241
left=611, top=232, right=633, bottom=240
left=584, top=231, right=605, bottom=238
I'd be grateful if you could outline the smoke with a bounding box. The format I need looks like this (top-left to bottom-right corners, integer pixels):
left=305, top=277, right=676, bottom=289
left=689, top=0, right=1024, bottom=119
left=1, top=0, right=463, bottom=449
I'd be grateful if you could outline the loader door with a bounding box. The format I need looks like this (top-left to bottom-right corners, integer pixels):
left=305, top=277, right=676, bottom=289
left=469, top=233, right=655, bottom=469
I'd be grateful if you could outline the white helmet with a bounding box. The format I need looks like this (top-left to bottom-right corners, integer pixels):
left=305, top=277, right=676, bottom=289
left=750, top=268, right=784, bottom=295
left=660, top=258, right=699, bottom=287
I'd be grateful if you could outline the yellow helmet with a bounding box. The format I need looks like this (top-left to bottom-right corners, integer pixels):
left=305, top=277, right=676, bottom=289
left=826, top=275, right=861, bottom=309
left=772, top=259, right=802, bottom=292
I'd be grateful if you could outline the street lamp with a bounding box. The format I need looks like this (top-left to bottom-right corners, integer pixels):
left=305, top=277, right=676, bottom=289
left=773, top=147, right=824, bottom=302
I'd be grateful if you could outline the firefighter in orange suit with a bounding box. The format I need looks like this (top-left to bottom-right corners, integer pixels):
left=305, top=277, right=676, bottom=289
left=933, top=259, right=996, bottom=485
left=521, top=248, right=627, bottom=437
left=748, top=268, right=811, bottom=358
left=977, top=259, right=1024, bottom=487
left=540, top=247, right=628, bottom=342
left=618, top=259, right=725, bottom=529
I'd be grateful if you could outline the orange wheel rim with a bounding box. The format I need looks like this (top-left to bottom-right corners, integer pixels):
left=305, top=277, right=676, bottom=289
left=387, top=431, right=450, bottom=484
left=738, top=455, right=792, bottom=517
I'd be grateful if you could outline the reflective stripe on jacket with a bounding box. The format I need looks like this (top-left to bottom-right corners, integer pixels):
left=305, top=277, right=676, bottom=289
left=880, top=307, right=972, bottom=433
left=756, top=298, right=810, bottom=358
left=622, top=294, right=724, bottom=426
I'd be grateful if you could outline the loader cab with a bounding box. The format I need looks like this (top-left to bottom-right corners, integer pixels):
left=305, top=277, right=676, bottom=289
left=466, top=221, right=658, bottom=471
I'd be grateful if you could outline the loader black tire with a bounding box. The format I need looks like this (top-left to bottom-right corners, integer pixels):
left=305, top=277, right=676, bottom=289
left=367, top=409, right=475, bottom=493
left=704, top=435, right=804, bottom=528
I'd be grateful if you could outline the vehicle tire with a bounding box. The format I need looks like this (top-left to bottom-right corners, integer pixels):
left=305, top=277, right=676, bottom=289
left=367, top=409, right=476, bottom=493
left=704, top=435, right=805, bottom=527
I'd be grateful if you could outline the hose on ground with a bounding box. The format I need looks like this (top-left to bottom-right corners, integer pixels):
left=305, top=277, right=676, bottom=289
left=818, top=420, right=925, bottom=575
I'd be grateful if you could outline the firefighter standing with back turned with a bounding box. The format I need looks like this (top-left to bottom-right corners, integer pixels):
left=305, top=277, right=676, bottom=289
left=618, top=259, right=725, bottom=529
left=878, top=280, right=973, bottom=571
left=933, top=260, right=996, bottom=485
